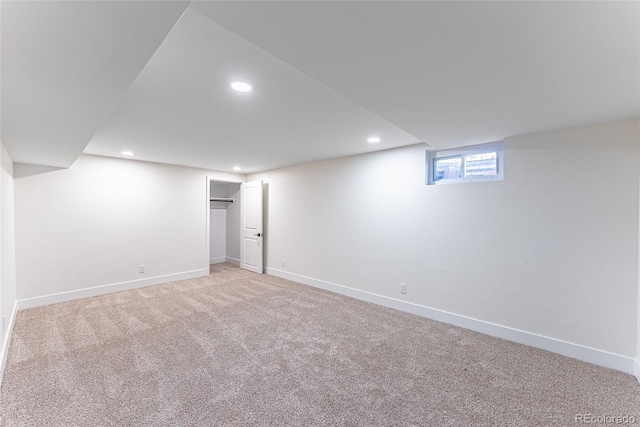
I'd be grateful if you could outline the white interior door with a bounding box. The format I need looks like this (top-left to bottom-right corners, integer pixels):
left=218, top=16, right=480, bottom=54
left=240, top=180, right=263, bottom=274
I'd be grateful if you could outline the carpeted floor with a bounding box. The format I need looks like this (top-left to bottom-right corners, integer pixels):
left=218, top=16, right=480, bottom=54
left=1, top=264, right=638, bottom=426
left=209, top=262, right=238, bottom=275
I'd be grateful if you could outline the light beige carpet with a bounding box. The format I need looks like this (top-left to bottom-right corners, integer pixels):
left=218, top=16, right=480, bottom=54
left=209, top=262, right=238, bottom=275
left=1, top=263, right=638, bottom=426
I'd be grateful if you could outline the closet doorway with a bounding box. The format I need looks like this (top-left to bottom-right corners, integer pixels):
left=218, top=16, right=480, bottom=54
left=207, top=179, right=242, bottom=270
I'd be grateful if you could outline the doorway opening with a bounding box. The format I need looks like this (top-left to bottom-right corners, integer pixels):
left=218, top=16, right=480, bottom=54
left=207, top=180, right=242, bottom=274
left=206, top=177, right=264, bottom=275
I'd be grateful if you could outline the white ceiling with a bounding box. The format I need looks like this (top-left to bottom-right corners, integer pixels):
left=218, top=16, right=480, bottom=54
left=2, top=1, right=638, bottom=173
left=1, top=1, right=189, bottom=168
left=84, top=7, right=421, bottom=173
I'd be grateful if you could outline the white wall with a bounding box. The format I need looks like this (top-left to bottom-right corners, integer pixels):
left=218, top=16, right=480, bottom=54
left=209, top=209, right=227, bottom=264
left=209, top=183, right=229, bottom=264
left=226, top=187, right=241, bottom=262
left=249, top=118, right=640, bottom=360
left=15, top=154, right=244, bottom=300
left=1, top=140, right=17, bottom=379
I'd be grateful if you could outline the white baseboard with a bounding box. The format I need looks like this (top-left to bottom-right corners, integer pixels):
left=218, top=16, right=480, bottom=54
left=209, top=257, right=226, bottom=265
left=226, top=257, right=240, bottom=266
left=0, top=300, right=18, bottom=385
left=635, top=359, right=640, bottom=384
left=17, top=268, right=209, bottom=311
left=267, top=268, right=636, bottom=377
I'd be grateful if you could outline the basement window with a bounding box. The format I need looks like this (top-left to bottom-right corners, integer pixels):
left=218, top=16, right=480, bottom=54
left=426, top=141, right=503, bottom=185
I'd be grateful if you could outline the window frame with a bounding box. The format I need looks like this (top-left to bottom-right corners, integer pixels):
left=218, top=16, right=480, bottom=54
left=426, top=141, right=504, bottom=185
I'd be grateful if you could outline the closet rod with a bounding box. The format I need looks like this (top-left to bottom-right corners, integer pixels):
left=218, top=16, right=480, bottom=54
left=209, top=197, right=234, bottom=203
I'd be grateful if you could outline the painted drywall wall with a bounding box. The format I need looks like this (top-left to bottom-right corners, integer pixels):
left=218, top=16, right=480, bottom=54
left=209, top=183, right=229, bottom=263
left=209, top=209, right=227, bottom=263
left=15, top=154, right=244, bottom=300
left=249, top=117, right=640, bottom=358
left=1, top=140, right=17, bottom=374
left=226, top=187, right=241, bottom=262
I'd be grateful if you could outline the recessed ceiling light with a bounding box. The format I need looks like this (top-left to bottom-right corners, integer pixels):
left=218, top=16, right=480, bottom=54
left=231, top=81, right=252, bottom=92
left=121, top=151, right=134, bottom=156
left=233, top=166, right=241, bottom=171
left=367, top=137, right=381, bottom=144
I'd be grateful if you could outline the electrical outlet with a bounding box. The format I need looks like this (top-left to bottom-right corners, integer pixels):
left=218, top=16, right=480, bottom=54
left=139, top=265, right=145, bottom=274
left=400, top=283, right=407, bottom=295
left=281, top=259, right=285, bottom=268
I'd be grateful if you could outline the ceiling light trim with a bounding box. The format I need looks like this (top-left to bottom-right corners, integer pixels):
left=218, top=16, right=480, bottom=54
left=230, top=81, right=252, bottom=92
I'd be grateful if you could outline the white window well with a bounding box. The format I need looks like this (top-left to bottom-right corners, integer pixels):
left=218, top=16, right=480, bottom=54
left=426, top=141, right=503, bottom=185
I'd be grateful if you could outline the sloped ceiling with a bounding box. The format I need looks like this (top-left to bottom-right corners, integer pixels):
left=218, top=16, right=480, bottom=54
left=194, top=1, right=640, bottom=149
left=2, top=1, right=638, bottom=173
left=1, top=1, right=189, bottom=168
left=84, top=7, right=421, bottom=173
